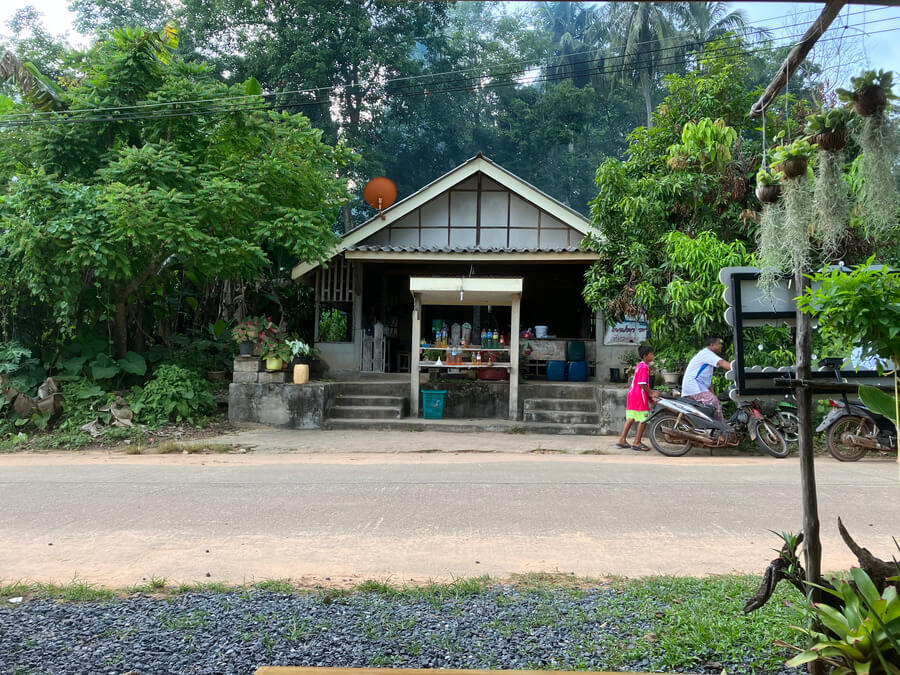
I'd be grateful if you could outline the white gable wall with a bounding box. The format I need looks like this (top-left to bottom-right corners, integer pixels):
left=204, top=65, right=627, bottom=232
left=354, top=173, right=584, bottom=250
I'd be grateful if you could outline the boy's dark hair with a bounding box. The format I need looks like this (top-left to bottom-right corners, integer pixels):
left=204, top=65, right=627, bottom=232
left=704, top=336, right=722, bottom=347
left=638, top=345, right=653, bottom=359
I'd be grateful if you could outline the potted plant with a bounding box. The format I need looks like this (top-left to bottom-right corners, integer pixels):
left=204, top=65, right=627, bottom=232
left=837, top=69, right=896, bottom=117
left=621, top=349, right=639, bottom=382
left=232, top=317, right=264, bottom=356
left=259, top=336, right=290, bottom=372
left=285, top=338, right=317, bottom=366
left=804, top=108, right=856, bottom=152
left=755, top=168, right=782, bottom=204
left=769, top=138, right=817, bottom=179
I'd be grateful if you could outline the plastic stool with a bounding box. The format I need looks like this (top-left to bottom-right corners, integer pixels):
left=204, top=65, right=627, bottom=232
left=566, top=341, right=586, bottom=362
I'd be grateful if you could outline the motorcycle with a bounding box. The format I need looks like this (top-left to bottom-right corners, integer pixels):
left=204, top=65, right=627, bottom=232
left=646, top=395, right=789, bottom=458
left=815, top=360, right=897, bottom=461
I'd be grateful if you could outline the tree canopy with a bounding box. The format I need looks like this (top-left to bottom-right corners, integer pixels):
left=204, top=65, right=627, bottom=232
left=0, top=25, right=354, bottom=356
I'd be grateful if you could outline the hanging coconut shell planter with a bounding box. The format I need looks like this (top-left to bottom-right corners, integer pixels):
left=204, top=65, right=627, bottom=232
left=804, top=108, right=856, bottom=152
left=755, top=169, right=782, bottom=204
left=769, top=139, right=817, bottom=180
left=837, top=70, right=895, bottom=117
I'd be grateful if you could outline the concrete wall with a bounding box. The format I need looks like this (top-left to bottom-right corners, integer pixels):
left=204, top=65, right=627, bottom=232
left=316, top=342, right=356, bottom=377
left=421, top=381, right=508, bottom=419
left=229, top=383, right=328, bottom=429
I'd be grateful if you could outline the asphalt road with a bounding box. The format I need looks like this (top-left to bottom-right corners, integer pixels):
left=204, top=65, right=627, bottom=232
left=0, top=451, right=897, bottom=587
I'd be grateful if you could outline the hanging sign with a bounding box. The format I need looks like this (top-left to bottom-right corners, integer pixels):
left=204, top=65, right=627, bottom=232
left=604, top=317, right=648, bottom=345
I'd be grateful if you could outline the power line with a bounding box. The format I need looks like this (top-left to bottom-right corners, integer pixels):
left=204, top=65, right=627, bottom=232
left=0, top=4, right=892, bottom=122
left=1, top=19, right=896, bottom=129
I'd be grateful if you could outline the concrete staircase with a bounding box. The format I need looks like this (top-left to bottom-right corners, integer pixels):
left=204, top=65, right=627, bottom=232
left=323, top=381, right=409, bottom=429
left=522, top=383, right=601, bottom=435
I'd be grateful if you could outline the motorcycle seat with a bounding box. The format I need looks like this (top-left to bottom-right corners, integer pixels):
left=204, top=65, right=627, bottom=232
left=677, top=397, right=718, bottom=418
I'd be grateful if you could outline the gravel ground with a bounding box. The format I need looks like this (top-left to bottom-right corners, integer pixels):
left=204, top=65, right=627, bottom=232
left=1, top=587, right=793, bottom=675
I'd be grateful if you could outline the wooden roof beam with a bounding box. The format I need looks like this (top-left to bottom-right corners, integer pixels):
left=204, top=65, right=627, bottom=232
left=750, top=0, right=848, bottom=118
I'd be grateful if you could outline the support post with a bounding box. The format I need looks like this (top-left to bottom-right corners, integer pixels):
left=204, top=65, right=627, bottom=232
left=411, top=295, right=421, bottom=417
left=750, top=0, right=847, bottom=117
left=509, top=293, right=521, bottom=420
left=795, top=269, right=822, bottom=605
left=352, top=263, right=363, bottom=368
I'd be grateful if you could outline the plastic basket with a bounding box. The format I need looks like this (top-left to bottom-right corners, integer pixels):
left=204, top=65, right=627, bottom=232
left=422, top=389, right=447, bottom=420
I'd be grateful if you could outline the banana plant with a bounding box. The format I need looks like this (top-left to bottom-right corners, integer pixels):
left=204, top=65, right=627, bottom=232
left=0, top=50, right=66, bottom=111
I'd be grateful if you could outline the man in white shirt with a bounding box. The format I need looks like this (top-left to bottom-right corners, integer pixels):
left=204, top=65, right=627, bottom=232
left=680, top=337, right=732, bottom=421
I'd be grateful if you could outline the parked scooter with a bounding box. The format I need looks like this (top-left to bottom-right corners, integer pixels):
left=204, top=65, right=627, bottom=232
left=646, top=395, right=789, bottom=458
left=815, top=358, right=897, bottom=461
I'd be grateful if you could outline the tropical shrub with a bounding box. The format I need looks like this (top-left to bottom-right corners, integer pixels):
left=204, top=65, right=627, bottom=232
left=319, top=309, right=348, bottom=342
left=784, top=567, right=900, bottom=674
left=130, top=364, right=216, bottom=426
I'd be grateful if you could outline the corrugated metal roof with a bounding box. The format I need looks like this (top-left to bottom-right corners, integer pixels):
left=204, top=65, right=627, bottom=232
left=345, top=245, right=585, bottom=253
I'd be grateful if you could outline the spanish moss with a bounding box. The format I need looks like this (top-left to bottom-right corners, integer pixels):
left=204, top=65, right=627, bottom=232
left=812, top=149, right=850, bottom=256
left=857, top=115, right=900, bottom=237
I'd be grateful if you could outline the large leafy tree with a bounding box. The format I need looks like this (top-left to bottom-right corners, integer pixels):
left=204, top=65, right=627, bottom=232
left=582, top=41, right=767, bottom=347
left=0, top=26, right=354, bottom=357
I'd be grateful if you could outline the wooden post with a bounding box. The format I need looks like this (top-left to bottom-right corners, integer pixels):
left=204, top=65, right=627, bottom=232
left=352, top=263, right=363, bottom=366
left=411, top=295, right=421, bottom=417
left=509, top=293, right=521, bottom=420
left=750, top=0, right=847, bottom=117
left=795, top=269, right=823, bottom=605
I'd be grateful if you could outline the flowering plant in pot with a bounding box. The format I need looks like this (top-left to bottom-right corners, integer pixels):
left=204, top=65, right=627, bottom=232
left=755, top=168, right=783, bottom=204
left=232, top=317, right=265, bottom=355
left=769, top=138, right=817, bottom=180
left=804, top=108, right=856, bottom=152
left=259, top=337, right=290, bottom=371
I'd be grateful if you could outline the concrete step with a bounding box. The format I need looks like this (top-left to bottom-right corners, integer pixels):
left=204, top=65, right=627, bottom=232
left=524, top=410, right=600, bottom=425
left=524, top=398, right=596, bottom=412
left=330, top=381, right=409, bottom=397
left=335, top=395, right=407, bottom=408
left=521, top=421, right=603, bottom=436
left=328, top=405, right=403, bottom=420
left=520, top=383, right=596, bottom=399
left=323, top=418, right=520, bottom=433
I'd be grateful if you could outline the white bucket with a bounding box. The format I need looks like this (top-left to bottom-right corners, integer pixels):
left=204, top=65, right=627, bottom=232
left=535, top=325, right=549, bottom=338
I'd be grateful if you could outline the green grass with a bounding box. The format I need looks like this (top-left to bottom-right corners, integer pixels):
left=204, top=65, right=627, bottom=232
left=253, top=578, right=294, bottom=593
left=31, top=580, right=117, bottom=603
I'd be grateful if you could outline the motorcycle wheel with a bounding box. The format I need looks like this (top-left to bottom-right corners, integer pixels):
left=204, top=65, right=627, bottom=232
left=647, top=413, right=693, bottom=457
left=826, top=416, right=871, bottom=462
left=777, top=410, right=799, bottom=444
left=751, top=419, right=790, bottom=458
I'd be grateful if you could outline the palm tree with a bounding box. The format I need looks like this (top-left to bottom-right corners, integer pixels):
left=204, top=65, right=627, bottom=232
left=673, top=2, right=755, bottom=46
left=608, top=2, right=679, bottom=127
left=535, top=2, right=599, bottom=89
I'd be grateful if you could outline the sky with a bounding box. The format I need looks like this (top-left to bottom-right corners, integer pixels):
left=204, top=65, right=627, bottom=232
left=1, top=0, right=898, bottom=88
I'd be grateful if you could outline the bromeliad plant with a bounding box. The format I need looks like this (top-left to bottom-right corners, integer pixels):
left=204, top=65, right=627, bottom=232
left=781, top=567, right=900, bottom=674
left=837, top=69, right=896, bottom=117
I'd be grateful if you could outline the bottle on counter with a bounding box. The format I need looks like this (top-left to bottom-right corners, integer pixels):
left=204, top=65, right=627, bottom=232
left=492, top=329, right=499, bottom=348
left=480, top=329, right=486, bottom=346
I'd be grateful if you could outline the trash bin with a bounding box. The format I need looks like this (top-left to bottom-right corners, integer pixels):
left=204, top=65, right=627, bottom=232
left=422, top=389, right=447, bottom=419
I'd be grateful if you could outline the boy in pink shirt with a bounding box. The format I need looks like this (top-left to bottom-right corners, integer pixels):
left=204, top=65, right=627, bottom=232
left=616, top=345, right=658, bottom=451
